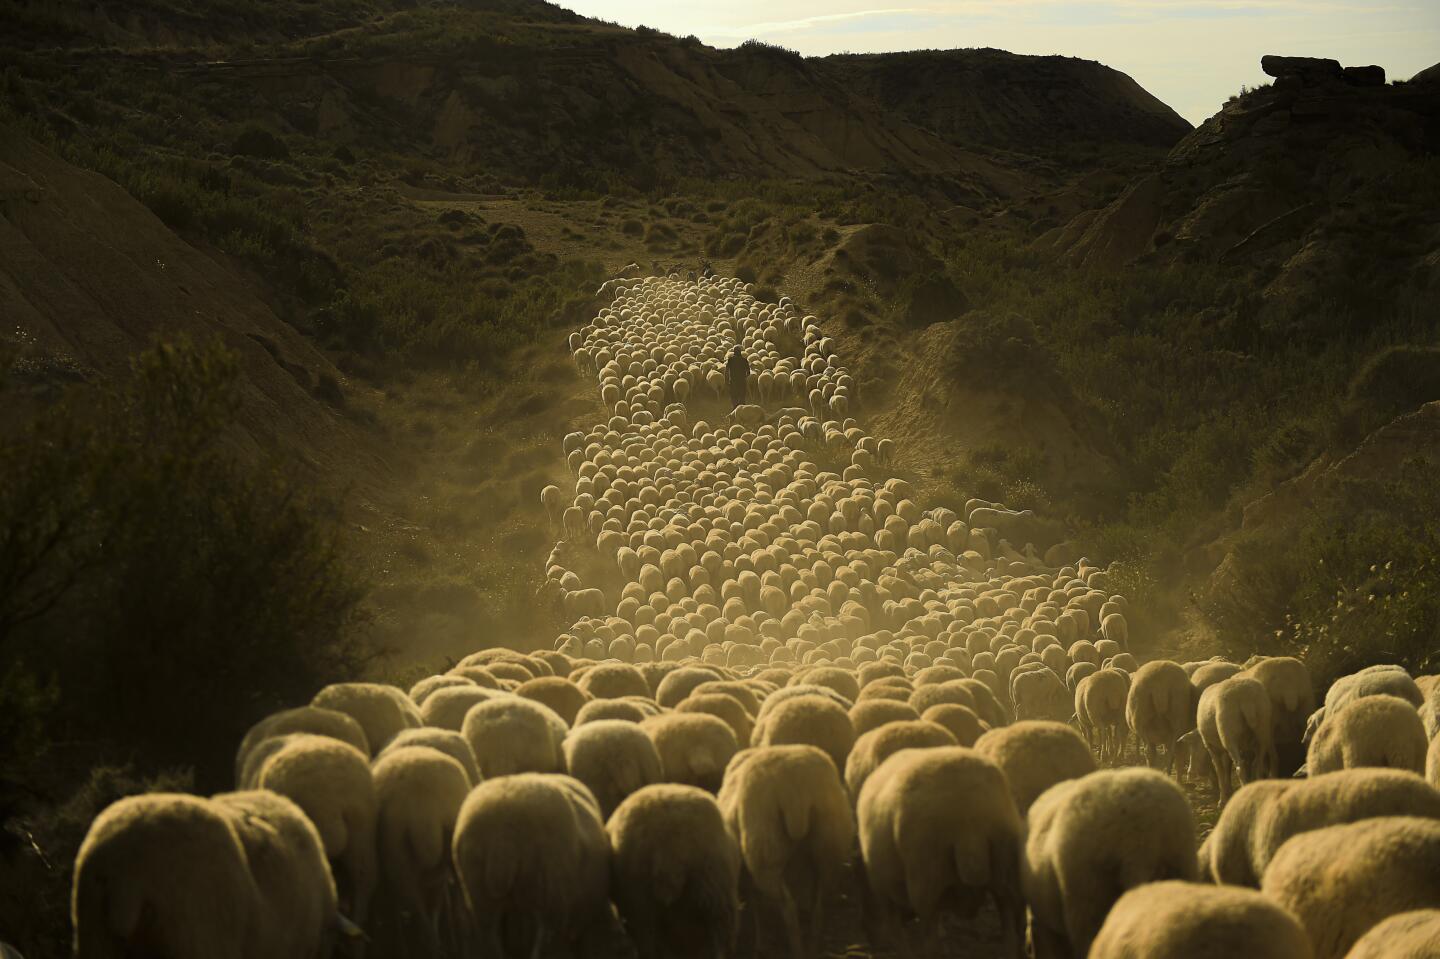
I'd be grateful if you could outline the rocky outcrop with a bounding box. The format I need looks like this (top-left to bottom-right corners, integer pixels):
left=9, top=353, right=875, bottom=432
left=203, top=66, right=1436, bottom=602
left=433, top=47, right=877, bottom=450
left=1261, top=55, right=1343, bottom=84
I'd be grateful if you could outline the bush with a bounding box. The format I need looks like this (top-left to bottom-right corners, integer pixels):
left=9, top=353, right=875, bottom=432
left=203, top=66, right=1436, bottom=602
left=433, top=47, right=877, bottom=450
left=1204, top=457, right=1440, bottom=684
left=0, top=337, right=367, bottom=784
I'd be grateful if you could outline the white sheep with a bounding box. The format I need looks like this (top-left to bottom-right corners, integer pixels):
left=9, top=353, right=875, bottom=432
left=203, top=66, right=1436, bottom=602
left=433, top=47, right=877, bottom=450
left=1011, top=666, right=1073, bottom=724
left=377, top=727, right=482, bottom=786
left=370, top=746, right=471, bottom=957
left=1088, top=881, right=1312, bottom=959
left=1242, top=656, right=1314, bottom=775
left=750, top=693, right=856, bottom=775
left=250, top=733, right=378, bottom=930
left=312, top=682, right=421, bottom=754
left=1076, top=669, right=1129, bottom=764
left=1196, top=675, right=1276, bottom=802
left=921, top=703, right=988, bottom=746
left=461, top=696, right=569, bottom=778
left=563, top=719, right=665, bottom=818
left=73, top=790, right=342, bottom=959
left=607, top=784, right=742, bottom=959
left=975, top=720, right=1097, bottom=816
left=1261, top=816, right=1440, bottom=959
left=642, top=712, right=740, bottom=792
left=1305, top=664, right=1424, bottom=743
left=1342, top=909, right=1440, bottom=958
left=452, top=773, right=611, bottom=958
left=843, top=719, right=957, bottom=798
left=234, top=705, right=370, bottom=785
left=1229, top=769, right=1440, bottom=888
left=857, top=746, right=1024, bottom=957
left=1307, top=693, right=1427, bottom=775
left=1126, top=660, right=1194, bottom=773
left=1023, top=767, right=1198, bottom=958
left=717, top=745, right=854, bottom=958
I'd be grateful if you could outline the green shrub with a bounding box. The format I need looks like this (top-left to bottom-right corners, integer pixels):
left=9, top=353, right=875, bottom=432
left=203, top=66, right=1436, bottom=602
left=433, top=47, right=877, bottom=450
left=1204, top=457, right=1440, bottom=683
left=0, top=337, right=367, bottom=783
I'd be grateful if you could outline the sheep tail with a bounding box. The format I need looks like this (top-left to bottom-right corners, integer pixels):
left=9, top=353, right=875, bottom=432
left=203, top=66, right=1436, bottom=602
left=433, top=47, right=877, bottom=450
left=781, top=794, right=812, bottom=842
left=79, top=871, right=145, bottom=958
left=1241, top=696, right=1264, bottom=736
left=411, top=815, right=447, bottom=873
left=652, top=853, right=688, bottom=905
left=952, top=832, right=992, bottom=889
left=1280, top=684, right=1301, bottom=713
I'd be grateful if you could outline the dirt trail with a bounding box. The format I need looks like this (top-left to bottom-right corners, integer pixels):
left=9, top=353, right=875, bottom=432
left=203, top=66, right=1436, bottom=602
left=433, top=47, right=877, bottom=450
left=537, top=271, right=1225, bottom=957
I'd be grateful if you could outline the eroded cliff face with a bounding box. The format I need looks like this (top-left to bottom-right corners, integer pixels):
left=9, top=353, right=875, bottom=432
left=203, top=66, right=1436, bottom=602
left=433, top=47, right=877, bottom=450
left=1045, top=62, right=1440, bottom=280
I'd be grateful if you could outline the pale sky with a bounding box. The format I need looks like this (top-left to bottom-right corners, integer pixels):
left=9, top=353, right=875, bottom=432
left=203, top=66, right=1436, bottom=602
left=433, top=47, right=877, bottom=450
left=558, top=1, right=1440, bottom=126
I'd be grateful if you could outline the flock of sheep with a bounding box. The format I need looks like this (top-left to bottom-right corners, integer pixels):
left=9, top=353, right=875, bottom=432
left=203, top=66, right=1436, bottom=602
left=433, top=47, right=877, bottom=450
left=70, top=274, right=1440, bottom=959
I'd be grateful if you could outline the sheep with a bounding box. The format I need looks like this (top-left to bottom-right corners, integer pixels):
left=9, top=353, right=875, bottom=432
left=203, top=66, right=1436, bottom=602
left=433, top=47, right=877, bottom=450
left=575, top=698, right=650, bottom=725
left=71, top=793, right=268, bottom=959
left=607, top=784, right=742, bottom=959
left=1011, top=666, right=1073, bottom=724
left=420, top=685, right=509, bottom=731
left=677, top=692, right=755, bottom=744
left=1022, top=768, right=1198, bottom=958
left=1204, top=779, right=1296, bottom=885
left=1305, top=664, right=1424, bottom=743
left=922, top=703, right=987, bottom=746
left=642, top=712, right=740, bottom=792
left=750, top=693, right=855, bottom=774
left=516, top=675, right=591, bottom=725
left=563, top=719, right=665, bottom=819
left=378, top=727, right=482, bottom=786
left=1242, top=656, right=1315, bottom=776
left=1215, top=769, right=1440, bottom=888
left=844, top=719, right=958, bottom=798
left=1088, top=881, right=1312, bottom=959
left=580, top=661, right=653, bottom=700
left=857, top=746, right=1024, bottom=958
left=1197, top=675, right=1276, bottom=802
left=250, top=733, right=378, bottom=929
left=717, top=745, right=855, bottom=959
left=1173, top=728, right=1215, bottom=786
left=1077, top=669, right=1129, bottom=764
left=1261, top=816, right=1440, bottom=959
left=409, top=674, right=478, bottom=705
left=370, top=746, right=472, bottom=958
left=1342, top=909, right=1440, bottom=958
left=461, top=696, right=569, bottom=779
left=1126, top=660, right=1194, bottom=773
left=655, top=665, right=725, bottom=706
left=1307, top=694, right=1427, bottom=775
left=974, top=721, right=1096, bottom=815
left=848, top=699, right=920, bottom=736
left=312, top=682, right=420, bottom=754
left=234, top=705, right=370, bottom=785
left=452, top=773, right=611, bottom=959
left=211, top=789, right=343, bottom=959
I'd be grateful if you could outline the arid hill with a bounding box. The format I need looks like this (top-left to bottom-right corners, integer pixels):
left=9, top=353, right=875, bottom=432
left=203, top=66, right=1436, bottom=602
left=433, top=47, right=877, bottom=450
left=821, top=48, right=1192, bottom=158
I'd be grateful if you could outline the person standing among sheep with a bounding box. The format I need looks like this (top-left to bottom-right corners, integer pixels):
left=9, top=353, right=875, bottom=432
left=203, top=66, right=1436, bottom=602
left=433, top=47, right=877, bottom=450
left=727, top=344, right=750, bottom=409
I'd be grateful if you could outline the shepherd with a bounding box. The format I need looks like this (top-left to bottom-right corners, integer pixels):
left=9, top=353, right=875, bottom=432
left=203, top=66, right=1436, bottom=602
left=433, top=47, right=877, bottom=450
left=727, top=344, right=750, bottom=409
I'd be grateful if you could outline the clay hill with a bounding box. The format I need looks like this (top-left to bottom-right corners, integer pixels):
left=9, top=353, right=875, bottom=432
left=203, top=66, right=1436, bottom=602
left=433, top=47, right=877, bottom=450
left=1043, top=56, right=1440, bottom=281
left=821, top=48, right=1192, bottom=158
left=4, top=0, right=1189, bottom=205
left=0, top=130, right=388, bottom=488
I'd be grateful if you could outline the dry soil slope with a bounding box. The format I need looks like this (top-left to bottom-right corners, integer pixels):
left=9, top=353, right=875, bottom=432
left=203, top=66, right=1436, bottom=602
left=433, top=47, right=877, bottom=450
left=0, top=129, right=387, bottom=488
left=820, top=48, right=1192, bottom=157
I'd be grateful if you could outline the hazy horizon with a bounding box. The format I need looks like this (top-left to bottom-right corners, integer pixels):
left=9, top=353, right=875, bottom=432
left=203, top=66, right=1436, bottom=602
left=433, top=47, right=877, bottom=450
left=559, top=0, right=1440, bottom=126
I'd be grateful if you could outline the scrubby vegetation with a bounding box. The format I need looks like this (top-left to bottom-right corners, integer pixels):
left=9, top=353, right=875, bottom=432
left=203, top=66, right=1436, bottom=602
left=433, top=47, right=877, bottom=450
left=0, top=337, right=366, bottom=782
